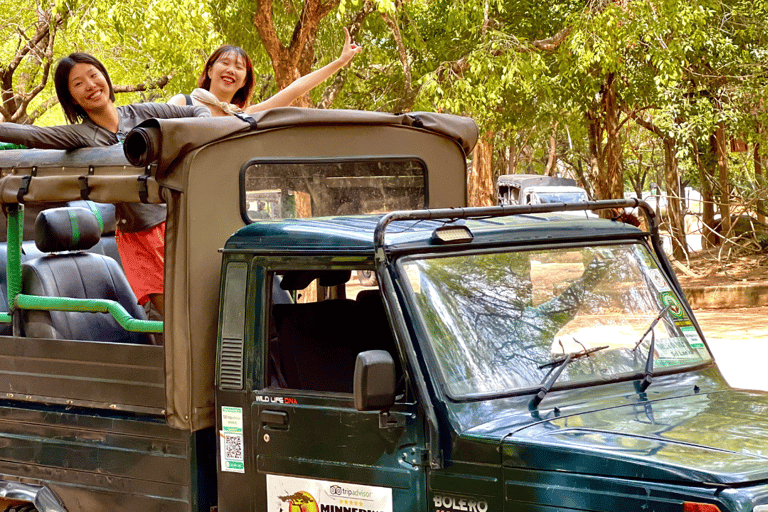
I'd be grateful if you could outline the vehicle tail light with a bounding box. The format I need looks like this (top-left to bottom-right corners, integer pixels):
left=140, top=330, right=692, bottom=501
left=683, top=503, right=721, bottom=512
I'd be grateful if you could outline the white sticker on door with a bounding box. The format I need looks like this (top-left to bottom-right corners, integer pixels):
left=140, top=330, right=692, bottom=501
left=220, top=406, right=244, bottom=473
left=267, top=474, right=393, bottom=512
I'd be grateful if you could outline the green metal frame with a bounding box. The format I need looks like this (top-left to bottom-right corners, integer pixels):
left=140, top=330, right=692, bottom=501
left=1, top=205, right=162, bottom=333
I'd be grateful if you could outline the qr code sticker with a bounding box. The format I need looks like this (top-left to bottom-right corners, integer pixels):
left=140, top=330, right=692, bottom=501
left=224, top=433, right=243, bottom=461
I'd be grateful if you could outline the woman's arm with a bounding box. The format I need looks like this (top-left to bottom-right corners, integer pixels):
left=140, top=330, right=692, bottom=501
left=244, top=28, right=362, bottom=114
left=133, top=103, right=211, bottom=119
left=0, top=122, right=103, bottom=149
left=167, top=94, right=188, bottom=107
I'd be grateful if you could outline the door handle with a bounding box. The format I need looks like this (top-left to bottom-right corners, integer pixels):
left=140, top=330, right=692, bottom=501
left=260, top=410, right=288, bottom=426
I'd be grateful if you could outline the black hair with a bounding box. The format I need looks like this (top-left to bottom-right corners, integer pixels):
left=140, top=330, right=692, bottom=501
left=54, top=53, right=115, bottom=124
left=197, top=45, right=255, bottom=109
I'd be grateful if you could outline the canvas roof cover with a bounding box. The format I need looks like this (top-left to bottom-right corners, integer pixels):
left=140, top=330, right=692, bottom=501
left=0, top=107, right=477, bottom=430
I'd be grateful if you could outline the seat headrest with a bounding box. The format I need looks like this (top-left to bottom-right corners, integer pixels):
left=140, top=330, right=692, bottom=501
left=279, top=270, right=352, bottom=290
left=34, top=207, right=101, bottom=253
left=66, top=200, right=117, bottom=234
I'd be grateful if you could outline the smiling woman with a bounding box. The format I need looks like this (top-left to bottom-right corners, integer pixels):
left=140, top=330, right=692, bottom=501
left=0, top=52, right=211, bottom=321
left=168, top=28, right=362, bottom=116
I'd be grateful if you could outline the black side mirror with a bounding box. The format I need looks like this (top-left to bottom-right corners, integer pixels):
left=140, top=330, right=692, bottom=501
left=354, top=350, right=396, bottom=411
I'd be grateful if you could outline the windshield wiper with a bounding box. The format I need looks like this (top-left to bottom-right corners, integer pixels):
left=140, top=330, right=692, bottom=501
left=530, top=344, right=609, bottom=409
left=633, top=305, right=671, bottom=393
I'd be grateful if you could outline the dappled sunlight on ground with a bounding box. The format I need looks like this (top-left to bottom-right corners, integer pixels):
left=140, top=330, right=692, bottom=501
left=697, top=307, right=768, bottom=392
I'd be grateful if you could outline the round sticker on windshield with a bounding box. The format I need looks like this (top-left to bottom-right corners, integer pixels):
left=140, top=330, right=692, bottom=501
left=648, top=269, right=670, bottom=292
left=660, top=292, right=684, bottom=319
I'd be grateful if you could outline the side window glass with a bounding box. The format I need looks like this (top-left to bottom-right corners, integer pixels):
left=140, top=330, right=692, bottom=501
left=266, top=269, right=395, bottom=393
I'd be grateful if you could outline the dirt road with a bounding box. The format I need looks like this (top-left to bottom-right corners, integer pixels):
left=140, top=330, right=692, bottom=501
left=695, top=307, right=768, bottom=391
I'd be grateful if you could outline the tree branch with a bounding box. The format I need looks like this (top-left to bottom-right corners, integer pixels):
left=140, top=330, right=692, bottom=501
left=113, top=75, right=172, bottom=94
left=26, top=95, right=60, bottom=123
left=9, top=10, right=60, bottom=74
left=517, top=26, right=572, bottom=53
left=253, top=0, right=286, bottom=71
left=318, top=0, right=375, bottom=109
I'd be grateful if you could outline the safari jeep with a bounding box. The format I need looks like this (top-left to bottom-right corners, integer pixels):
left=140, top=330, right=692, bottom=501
left=0, top=108, right=766, bottom=512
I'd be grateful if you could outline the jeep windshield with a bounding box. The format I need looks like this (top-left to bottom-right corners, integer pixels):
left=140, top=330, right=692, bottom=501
left=530, top=189, right=588, bottom=203
left=399, top=243, right=712, bottom=399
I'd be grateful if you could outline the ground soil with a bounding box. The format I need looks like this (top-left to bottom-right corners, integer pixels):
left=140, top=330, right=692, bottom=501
left=673, top=248, right=768, bottom=288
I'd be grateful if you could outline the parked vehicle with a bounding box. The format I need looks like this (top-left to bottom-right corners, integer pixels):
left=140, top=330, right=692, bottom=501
left=0, top=109, right=766, bottom=512
left=497, top=173, right=589, bottom=206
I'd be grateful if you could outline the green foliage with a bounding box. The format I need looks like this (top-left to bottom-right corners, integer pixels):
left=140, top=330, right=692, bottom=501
left=0, top=0, right=220, bottom=125
left=4, top=0, right=768, bottom=211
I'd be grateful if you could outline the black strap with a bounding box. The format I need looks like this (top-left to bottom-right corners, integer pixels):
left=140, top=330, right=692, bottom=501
left=233, top=111, right=258, bottom=129
left=408, top=114, right=424, bottom=128
left=184, top=94, right=193, bottom=106
left=78, top=165, right=95, bottom=200
left=138, top=164, right=155, bottom=204
left=17, top=166, right=37, bottom=203
left=138, top=175, right=149, bottom=203
left=78, top=176, right=90, bottom=200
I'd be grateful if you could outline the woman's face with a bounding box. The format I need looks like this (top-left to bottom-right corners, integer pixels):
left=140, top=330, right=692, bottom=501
left=68, top=63, right=112, bottom=112
left=207, top=51, right=248, bottom=100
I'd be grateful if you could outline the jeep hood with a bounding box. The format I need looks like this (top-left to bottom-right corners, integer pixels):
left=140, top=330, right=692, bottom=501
left=500, top=390, right=768, bottom=485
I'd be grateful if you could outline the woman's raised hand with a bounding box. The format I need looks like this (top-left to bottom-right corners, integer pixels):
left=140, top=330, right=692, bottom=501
left=339, top=27, right=363, bottom=65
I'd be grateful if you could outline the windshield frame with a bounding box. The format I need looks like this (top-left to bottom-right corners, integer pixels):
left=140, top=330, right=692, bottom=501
left=395, top=239, right=714, bottom=403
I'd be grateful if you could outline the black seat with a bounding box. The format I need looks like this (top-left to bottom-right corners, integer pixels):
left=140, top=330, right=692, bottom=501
left=21, top=207, right=151, bottom=344
left=270, top=290, right=401, bottom=392
left=272, top=299, right=361, bottom=392
left=355, top=289, right=402, bottom=381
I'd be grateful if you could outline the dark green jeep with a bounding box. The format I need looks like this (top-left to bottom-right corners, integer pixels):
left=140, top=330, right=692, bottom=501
left=217, top=201, right=768, bottom=512
left=0, top=107, right=765, bottom=512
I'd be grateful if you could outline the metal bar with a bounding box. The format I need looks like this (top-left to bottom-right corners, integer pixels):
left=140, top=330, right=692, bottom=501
left=6, top=205, right=22, bottom=313
left=373, top=199, right=655, bottom=260
left=12, top=295, right=163, bottom=333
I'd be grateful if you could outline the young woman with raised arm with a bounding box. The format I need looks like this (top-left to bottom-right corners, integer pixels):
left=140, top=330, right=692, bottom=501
left=168, top=28, right=362, bottom=117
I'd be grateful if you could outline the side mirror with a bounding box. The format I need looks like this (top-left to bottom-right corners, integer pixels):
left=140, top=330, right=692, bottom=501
left=354, top=350, right=396, bottom=412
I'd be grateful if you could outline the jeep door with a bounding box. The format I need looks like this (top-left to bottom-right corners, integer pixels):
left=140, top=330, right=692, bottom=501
left=252, top=268, right=428, bottom=512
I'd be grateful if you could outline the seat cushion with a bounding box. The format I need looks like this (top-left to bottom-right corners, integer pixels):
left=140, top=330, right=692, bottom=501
left=22, top=253, right=151, bottom=344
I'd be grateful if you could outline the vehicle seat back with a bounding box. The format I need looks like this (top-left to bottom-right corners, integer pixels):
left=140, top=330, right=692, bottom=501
left=272, top=292, right=401, bottom=392
left=272, top=299, right=360, bottom=392
left=21, top=207, right=151, bottom=344
left=355, top=289, right=402, bottom=381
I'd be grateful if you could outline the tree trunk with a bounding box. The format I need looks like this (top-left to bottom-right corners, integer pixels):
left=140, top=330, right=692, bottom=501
left=755, top=130, right=765, bottom=224
left=253, top=0, right=339, bottom=108
left=468, top=132, right=495, bottom=207
left=586, top=112, right=603, bottom=196
left=662, top=140, right=687, bottom=260
left=715, top=122, right=731, bottom=237
left=631, top=154, right=645, bottom=200
left=698, top=135, right=718, bottom=248
left=544, top=122, right=558, bottom=176
left=587, top=74, right=624, bottom=220
left=632, top=115, right=686, bottom=259
left=602, top=74, right=624, bottom=200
